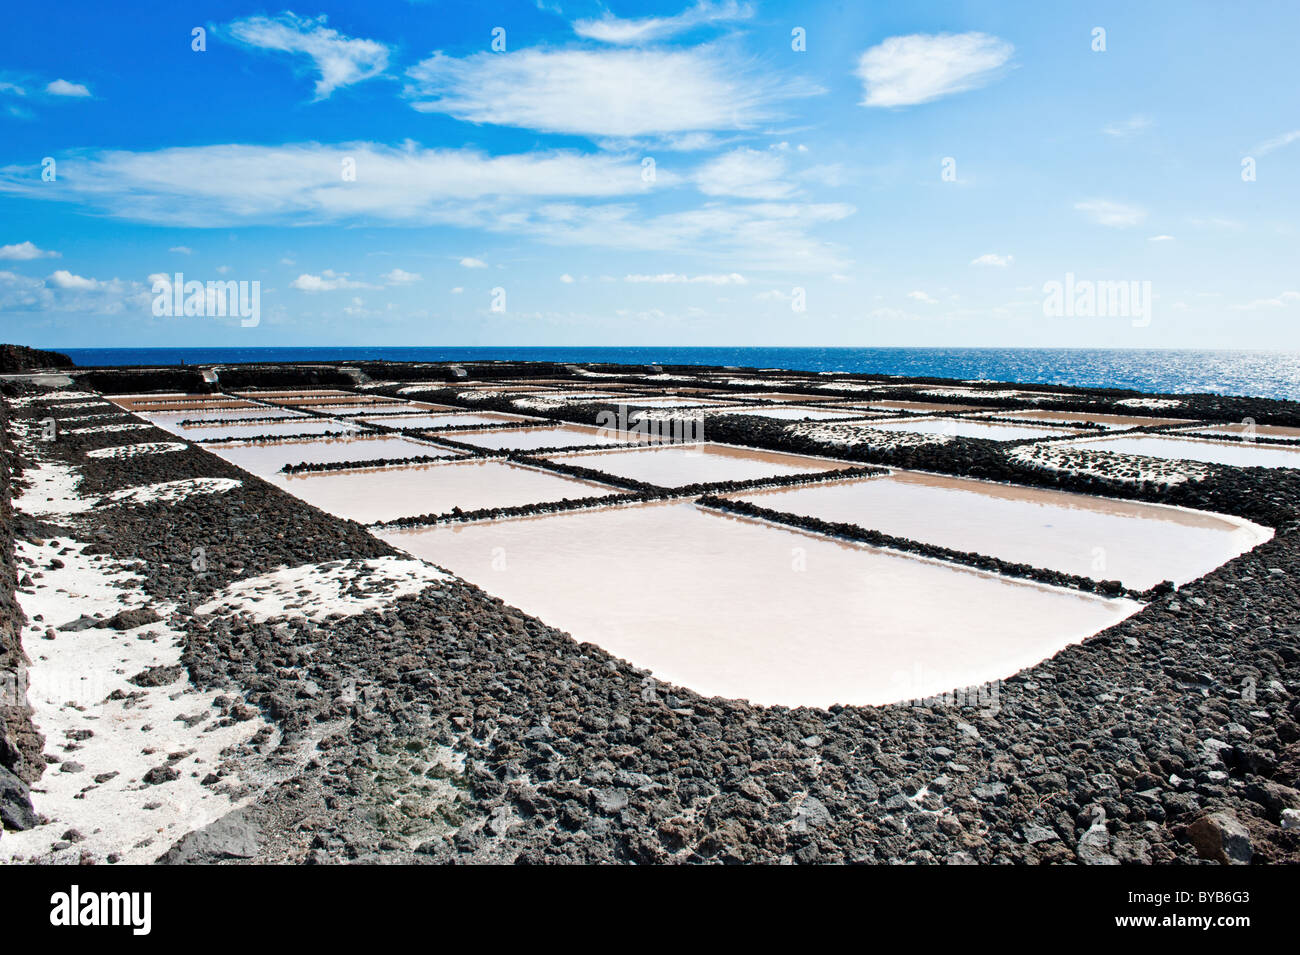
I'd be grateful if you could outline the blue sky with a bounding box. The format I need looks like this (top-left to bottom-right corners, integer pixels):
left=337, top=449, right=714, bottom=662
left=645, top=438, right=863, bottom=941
left=1, top=0, right=1298, bottom=349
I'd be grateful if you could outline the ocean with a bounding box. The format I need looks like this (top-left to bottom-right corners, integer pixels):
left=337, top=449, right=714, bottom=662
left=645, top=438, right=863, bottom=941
left=58, top=347, right=1300, bottom=402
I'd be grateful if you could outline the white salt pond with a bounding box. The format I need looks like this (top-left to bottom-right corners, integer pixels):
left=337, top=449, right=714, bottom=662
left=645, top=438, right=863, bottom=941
left=725, top=392, right=842, bottom=403
left=975, top=410, right=1197, bottom=430
left=729, top=471, right=1272, bottom=590
left=358, top=411, right=541, bottom=430
left=712, top=405, right=874, bottom=421
left=277, top=458, right=619, bottom=523
left=148, top=417, right=359, bottom=441
left=1188, top=422, right=1300, bottom=440
left=204, top=434, right=461, bottom=477
left=377, top=501, right=1143, bottom=707
left=141, top=407, right=305, bottom=424
left=1064, top=433, right=1300, bottom=469
left=618, top=396, right=734, bottom=408
left=862, top=400, right=991, bottom=414
left=861, top=418, right=1084, bottom=442
left=447, top=423, right=646, bottom=452
left=547, top=442, right=853, bottom=487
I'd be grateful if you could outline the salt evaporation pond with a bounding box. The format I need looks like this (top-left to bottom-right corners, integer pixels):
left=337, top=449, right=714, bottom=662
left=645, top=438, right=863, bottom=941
left=1065, top=433, right=1300, bottom=469
left=204, top=434, right=461, bottom=477
left=711, top=405, right=874, bottom=421
left=357, top=411, right=541, bottom=430
left=861, top=418, right=1083, bottom=442
left=974, top=409, right=1196, bottom=430
left=378, top=501, right=1143, bottom=707
left=862, top=400, right=990, bottom=414
left=276, top=458, right=618, bottom=523
left=547, top=442, right=853, bottom=487
left=144, top=416, right=358, bottom=441
left=730, top=471, right=1272, bottom=590
left=447, top=424, right=647, bottom=452
left=1189, top=422, right=1300, bottom=440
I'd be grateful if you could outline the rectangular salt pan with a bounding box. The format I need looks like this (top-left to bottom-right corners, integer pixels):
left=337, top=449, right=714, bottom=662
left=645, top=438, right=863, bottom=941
left=357, top=411, right=543, bottom=430
left=1065, top=434, right=1300, bottom=469
left=146, top=416, right=358, bottom=441
left=448, top=424, right=648, bottom=452
left=378, top=501, right=1142, bottom=708
left=862, top=418, right=1083, bottom=442
left=203, top=434, right=460, bottom=477
left=276, top=458, right=618, bottom=523
left=975, top=409, right=1196, bottom=430
left=730, top=471, right=1272, bottom=590
left=547, top=442, right=853, bottom=487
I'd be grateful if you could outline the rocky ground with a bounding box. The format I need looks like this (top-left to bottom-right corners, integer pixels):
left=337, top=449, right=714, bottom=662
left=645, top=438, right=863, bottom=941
left=1, top=361, right=1299, bottom=864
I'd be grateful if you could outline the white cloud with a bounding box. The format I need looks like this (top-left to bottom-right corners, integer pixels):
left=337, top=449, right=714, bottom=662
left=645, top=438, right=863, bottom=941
left=624, top=273, right=747, bottom=284
left=1102, top=115, right=1151, bottom=137
left=224, top=13, right=389, bottom=99
left=290, top=270, right=367, bottom=292
left=48, top=269, right=101, bottom=290
left=969, top=253, right=1012, bottom=267
left=1074, top=199, right=1146, bottom=227
left=856, top=33, right=1013, bottom=108
left=45, top=79, right=91, bottom=97
left=1147, top=234, right=1175, bottom=242
left=907, top=290, right=938, bottom=304
left=1253, top=130, right=1300, bottom=155
left=694, top=147, right=794, bottom=199
left=383, top=268, right=422, bottom=285
left=450, top=286, right=464, bottom=294
left=0, top=143, right=852, bottom=272
left=169, top=245, right=193, bottom=255
left=1229, top=291, right=1300, bottom=311
left=0, top=240, right=58, bottom=260
left=0, top=269, right=146, bottom=314
left=0, top=143, right=663, bottom=227
left=573, top=1, right=752, bottom=45
left=459, top=257, right=487, bottom=269
left=560, top=273, right=575, bottom=283
left=404, top=47, right=818, bottom=137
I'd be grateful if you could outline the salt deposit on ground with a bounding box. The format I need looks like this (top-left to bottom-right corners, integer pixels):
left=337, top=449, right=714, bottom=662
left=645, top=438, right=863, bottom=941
left=85, top=442, right=188, bottom=459
left=2, top=452, right=293, bottom=865
left=68, top=422, right=153, bottom=434
left=1008, top=443, right=1209, bottom=486
left=195, top=557, right=450, bottom=623
left=1116, top=397, right=1185, bottom=409
left=98, top=477, right=242, bottom=507
left=785, top=420, right=954, bottom=450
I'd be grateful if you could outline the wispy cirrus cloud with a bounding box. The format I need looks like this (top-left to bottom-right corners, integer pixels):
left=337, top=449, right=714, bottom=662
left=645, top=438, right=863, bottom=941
left=403, top=47, right=819, bottom=138
left=1102, top=114, right=1151, bottom=137
left=694, top=147, right=795, bottom=199
left=1252, top=129, right=1300, bottom=155
left=0, top=143, right=850, bottom=272
left=573, top=1, right=752, bottom=45
left=1074, top=198, right=1146, bottom=227
left=624, top=272, right=747, bottom=284
left=856, top=33, right=1013, bottom=108
left=0, top=143, right=664, bottom=226
left=223, top=12, right=389, bottom=100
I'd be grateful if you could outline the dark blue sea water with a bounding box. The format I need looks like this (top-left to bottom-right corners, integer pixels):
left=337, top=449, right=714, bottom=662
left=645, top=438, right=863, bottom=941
left=58, top=347, right=1300, bottom=402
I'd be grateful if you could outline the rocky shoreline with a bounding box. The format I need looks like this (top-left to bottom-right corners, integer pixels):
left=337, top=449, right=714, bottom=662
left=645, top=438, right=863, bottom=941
left=1, top=359, right=1298, bottom=864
